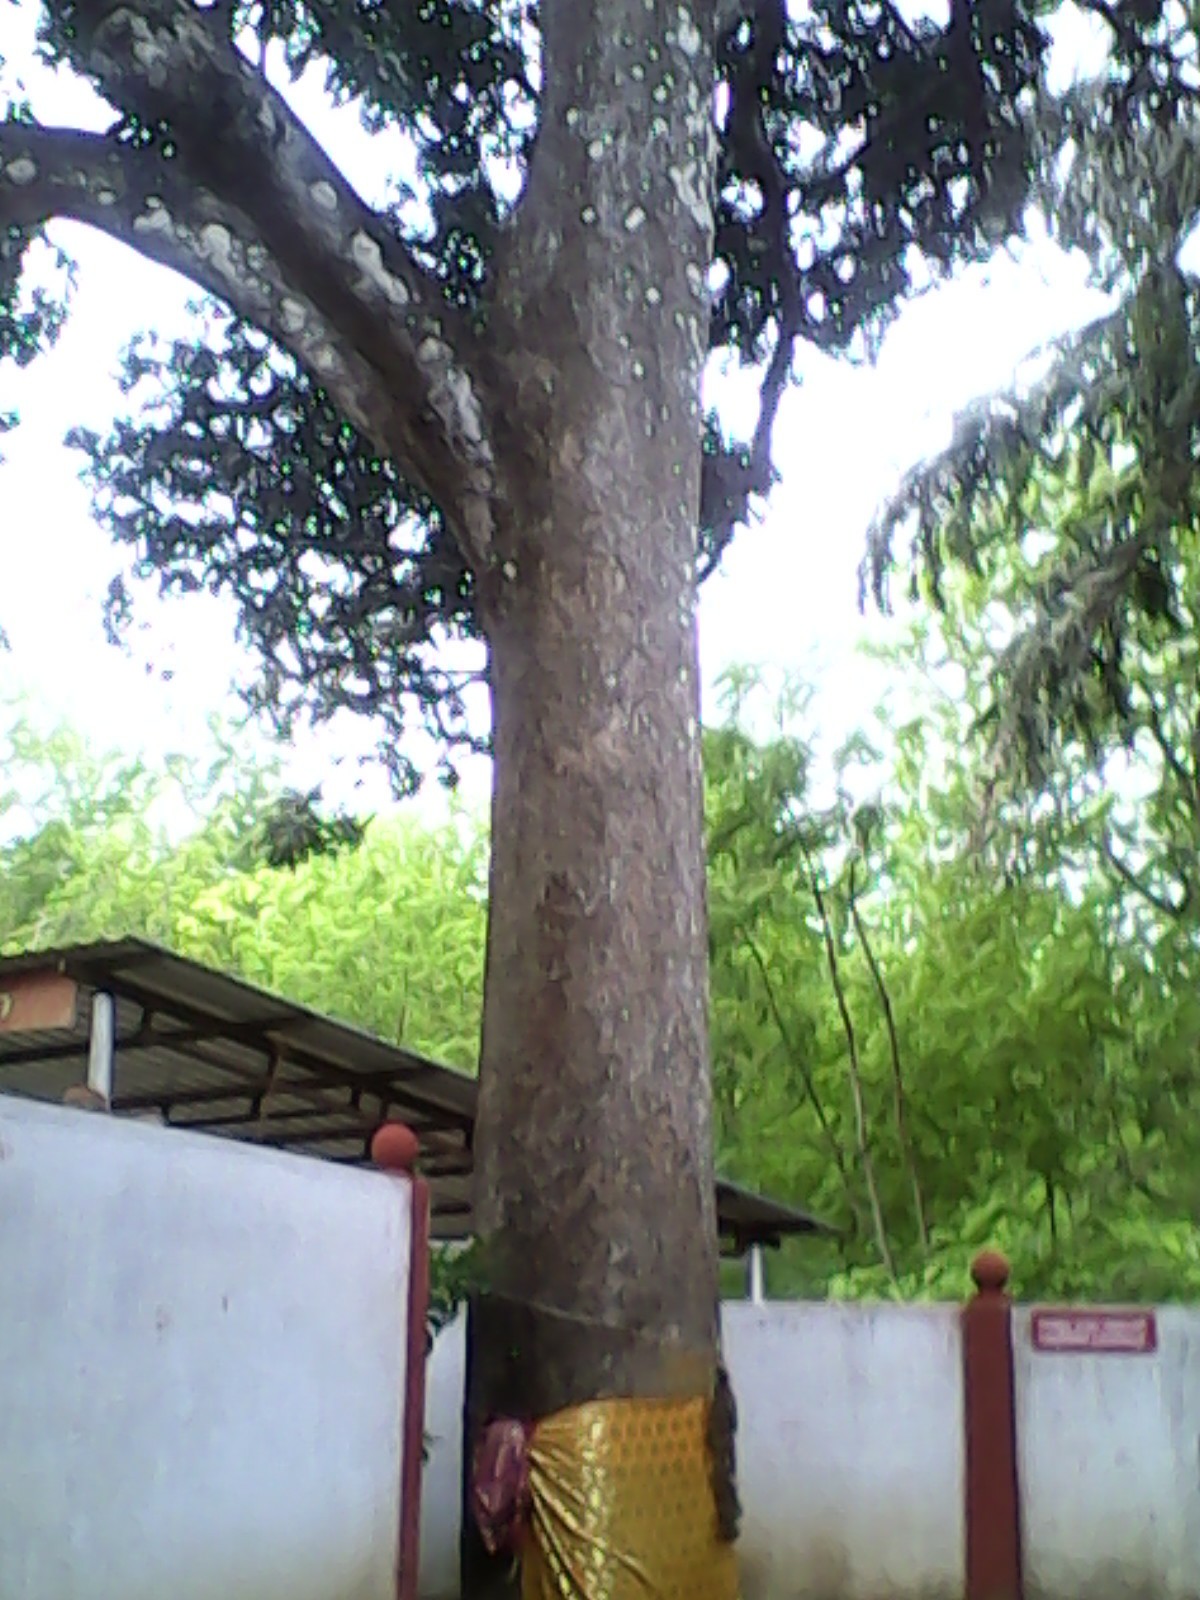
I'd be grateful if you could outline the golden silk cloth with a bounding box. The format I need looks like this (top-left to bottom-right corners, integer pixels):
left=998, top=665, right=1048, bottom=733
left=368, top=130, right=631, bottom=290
left=521, top=1395, right=740, bottom=1600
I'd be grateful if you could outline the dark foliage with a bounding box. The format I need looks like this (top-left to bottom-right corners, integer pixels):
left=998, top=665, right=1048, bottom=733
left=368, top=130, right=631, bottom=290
left=68, top=313, right=482, bottom=790
left=1, top=102, right=73, bottom=448
left=9, top=0, right=1179, bottom=782
left=866, top=14, right=1200, bottom=790
left=245, top=785, right=367, bottom=870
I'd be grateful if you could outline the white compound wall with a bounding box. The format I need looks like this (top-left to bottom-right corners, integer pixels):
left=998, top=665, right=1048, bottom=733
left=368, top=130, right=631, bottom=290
left=723, top=1300, right=966, bottom=1600
left=1013, top=1303, right=1200, bottom=1600
left=0, top=1094, right=423, bottom=1600
left=418, top=1301, right=966, bottom=1600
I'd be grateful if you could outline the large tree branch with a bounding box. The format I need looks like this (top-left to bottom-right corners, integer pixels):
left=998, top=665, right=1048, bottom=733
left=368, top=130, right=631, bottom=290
left=3, top=0, right=497, bottom=570
left=1, top=123, right=399, bottom=435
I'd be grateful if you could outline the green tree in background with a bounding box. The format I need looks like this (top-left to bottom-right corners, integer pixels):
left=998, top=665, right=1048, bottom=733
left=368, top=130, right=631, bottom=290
left=704, top=667, right=1200, bottom=1303
left=855, top=52, right=1200, bottom=1291
left=0, top=711, right=486, bottom=1066
left=9, top=689, right=1200, bottom=1305
left=869, top=34, right=1200, bottom=805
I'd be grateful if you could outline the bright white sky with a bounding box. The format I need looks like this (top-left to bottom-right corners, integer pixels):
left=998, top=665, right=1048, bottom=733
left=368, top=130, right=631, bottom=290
left=0, top=2, right=1111, bottom=821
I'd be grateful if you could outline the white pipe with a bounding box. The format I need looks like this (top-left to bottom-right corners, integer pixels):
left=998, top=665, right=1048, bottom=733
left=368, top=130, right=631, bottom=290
left=746, top=1243, right=766, bottom=1304
left=87, top=992, right=115, bottom=1108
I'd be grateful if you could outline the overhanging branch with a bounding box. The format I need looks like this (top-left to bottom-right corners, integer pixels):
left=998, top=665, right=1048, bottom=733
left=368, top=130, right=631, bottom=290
left=1, top=123, right=400, bottom=435
left=3, top=0, right=497, bottom=569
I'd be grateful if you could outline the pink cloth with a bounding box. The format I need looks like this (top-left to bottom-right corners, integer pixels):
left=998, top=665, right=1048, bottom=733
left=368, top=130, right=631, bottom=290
left=471, top=1417, right=533, bottom=1555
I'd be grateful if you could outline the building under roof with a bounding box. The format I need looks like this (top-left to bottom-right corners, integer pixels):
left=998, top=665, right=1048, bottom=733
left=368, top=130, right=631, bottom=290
left=0, top=939, right=827, bottom=1253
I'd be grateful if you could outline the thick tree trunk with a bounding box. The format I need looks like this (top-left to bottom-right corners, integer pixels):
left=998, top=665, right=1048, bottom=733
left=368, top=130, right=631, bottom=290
left=464, top=0, right=722, bottom=1589
left=473, top=425, right=718, bottom=1381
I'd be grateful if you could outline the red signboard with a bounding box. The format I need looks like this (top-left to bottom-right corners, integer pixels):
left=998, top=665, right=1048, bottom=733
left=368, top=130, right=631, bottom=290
left=1031, top=1308, right=1157, bottom=1355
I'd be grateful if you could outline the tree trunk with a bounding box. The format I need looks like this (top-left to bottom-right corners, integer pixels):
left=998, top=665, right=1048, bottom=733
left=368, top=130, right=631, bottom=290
left=464, top=0, right=722, bottom=1589
left=474, top=444, right=718, bottom=1376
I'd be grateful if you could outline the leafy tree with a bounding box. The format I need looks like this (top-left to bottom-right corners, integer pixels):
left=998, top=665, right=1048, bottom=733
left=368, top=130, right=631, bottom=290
left=0, top=710, right=487, bottom=1064
left=249, top=786, right=367, bottom=871
left=0, top=0, right=1179, bottom=1573
left=868, top=23, right=1200, bottom=797
left=9, top=694, right=1200, bottom=1306
left=871, top=674, right=1200, bottom=1303
left=706, top=670, right=1200, bottom=1305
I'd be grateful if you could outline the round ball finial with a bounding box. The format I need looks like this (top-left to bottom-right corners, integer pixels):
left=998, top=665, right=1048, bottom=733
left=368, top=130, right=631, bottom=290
left=371, top=1120, right=420, bottom=1173
left=971, top=1249, right=1011, bottom=1293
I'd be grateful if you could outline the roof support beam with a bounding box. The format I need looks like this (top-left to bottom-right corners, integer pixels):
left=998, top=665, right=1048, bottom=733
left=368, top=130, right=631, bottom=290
left=100, top=971, right=477, bottom=1129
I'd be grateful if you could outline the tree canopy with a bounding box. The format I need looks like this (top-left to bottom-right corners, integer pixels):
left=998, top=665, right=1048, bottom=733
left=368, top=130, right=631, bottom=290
left=0, top=707, right=488, bottom=1061
left=869, top=10, right=1200, bottom=796
left=2, top=0, right=1173, bottom=783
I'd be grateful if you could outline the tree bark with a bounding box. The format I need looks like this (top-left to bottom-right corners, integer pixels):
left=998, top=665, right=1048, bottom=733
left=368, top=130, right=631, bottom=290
left=2, top=3, right=497, bottom=569
left=464, top=0, right=722, bottom=1588
left=473, top=436, right=718, bottom=1387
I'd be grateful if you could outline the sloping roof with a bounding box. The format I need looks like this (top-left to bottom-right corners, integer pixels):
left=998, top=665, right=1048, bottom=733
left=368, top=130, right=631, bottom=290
left=0, top=939, right=828, bottom=1249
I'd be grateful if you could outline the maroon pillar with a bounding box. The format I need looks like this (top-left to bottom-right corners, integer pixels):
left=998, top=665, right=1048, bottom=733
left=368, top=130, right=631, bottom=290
left=372, top=1121, right=431, bottom=1600
left=962, top=1250, right=1023, bottom=1600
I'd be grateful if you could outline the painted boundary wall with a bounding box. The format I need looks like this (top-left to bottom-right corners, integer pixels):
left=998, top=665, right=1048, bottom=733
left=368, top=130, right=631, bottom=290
left=724, top=1299, right=965, bottom=1600
left=420, top=1297, right=972, bottom=1600
left=1014, top=1303, right=1200, bottom=1600
left=0, top=1094, right=430, bottom=1600
left=421, top=1254, right=1200, bottom=1600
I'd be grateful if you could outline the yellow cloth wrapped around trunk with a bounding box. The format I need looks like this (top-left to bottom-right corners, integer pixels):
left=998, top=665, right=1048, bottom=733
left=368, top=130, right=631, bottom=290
left=521, top=1395, right=740, bottom=1600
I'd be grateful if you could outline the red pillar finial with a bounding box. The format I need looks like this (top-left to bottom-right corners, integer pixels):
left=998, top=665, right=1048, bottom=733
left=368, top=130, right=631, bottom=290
left=971, top=1249, right=1011, bottom=1295
left=371, top=1120, right=420, bottom=1173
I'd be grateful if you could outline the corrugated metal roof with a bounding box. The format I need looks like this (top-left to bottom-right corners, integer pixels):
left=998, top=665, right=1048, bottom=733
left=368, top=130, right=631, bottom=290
left=0, top=939, right=828, bottom=1248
